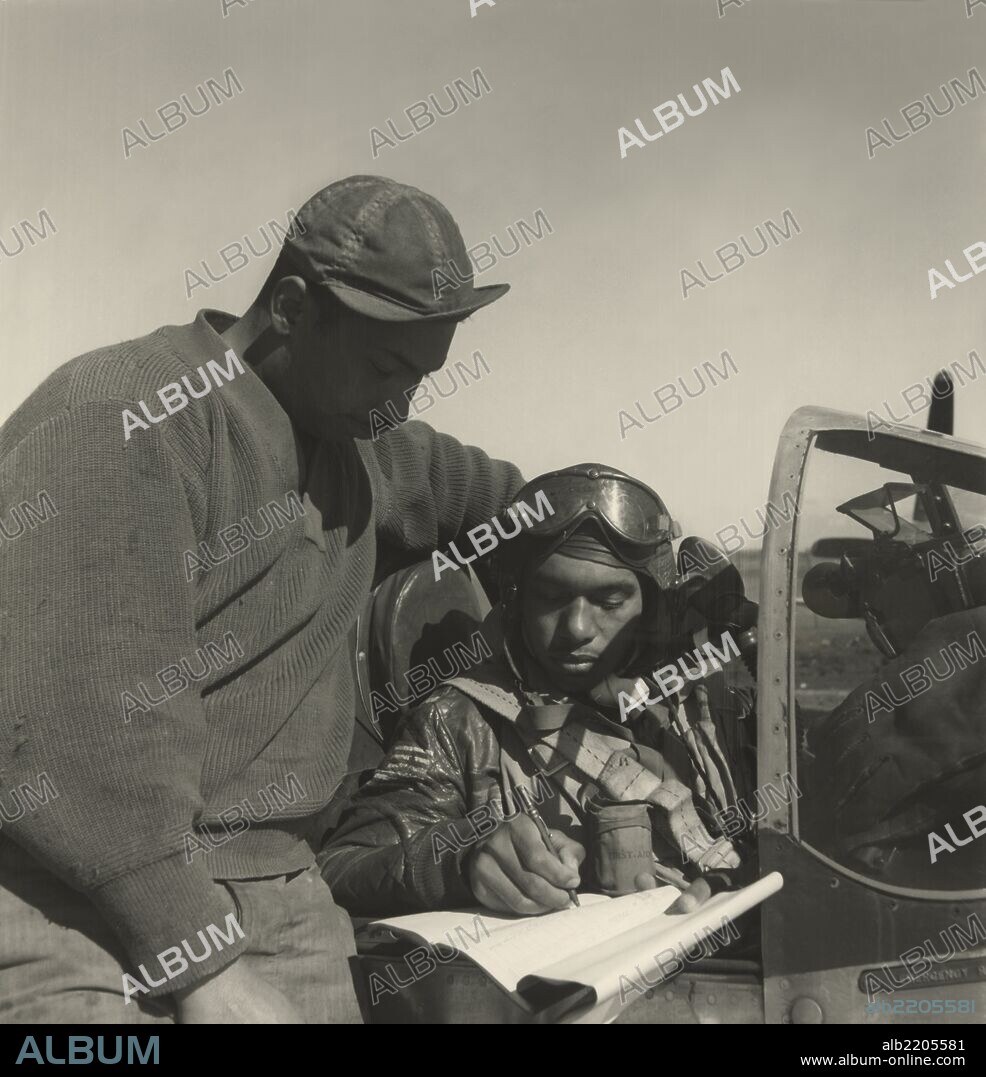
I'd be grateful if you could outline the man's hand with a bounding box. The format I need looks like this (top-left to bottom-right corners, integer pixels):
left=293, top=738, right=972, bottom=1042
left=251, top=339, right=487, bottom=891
left=666, top=876, right=713, bottom=913
left=633, top=872, right=713, bottom=914
left=467, top=815, right=585, bottom=915
left=173, top=959, right=304, bottom=1024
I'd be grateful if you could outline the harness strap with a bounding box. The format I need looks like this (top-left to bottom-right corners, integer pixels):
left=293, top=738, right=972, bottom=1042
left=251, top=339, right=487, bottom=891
left=448, top=678, right=659, bottom=800
left=447, top=674, right=738, bottom=872
left=446, top=673, right=523, bottom=721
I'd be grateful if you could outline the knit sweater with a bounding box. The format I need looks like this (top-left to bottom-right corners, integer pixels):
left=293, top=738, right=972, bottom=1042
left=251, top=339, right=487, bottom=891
left=0, top=309, right=522, bottom=993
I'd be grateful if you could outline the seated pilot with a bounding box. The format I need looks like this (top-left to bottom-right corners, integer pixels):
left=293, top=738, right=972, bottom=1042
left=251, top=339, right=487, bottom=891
left=319, top=464, right=757, bottom=917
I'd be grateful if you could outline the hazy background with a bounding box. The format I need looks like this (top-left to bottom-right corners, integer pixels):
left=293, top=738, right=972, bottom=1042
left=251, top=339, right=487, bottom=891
left=0, top=0, right=982, bottom=541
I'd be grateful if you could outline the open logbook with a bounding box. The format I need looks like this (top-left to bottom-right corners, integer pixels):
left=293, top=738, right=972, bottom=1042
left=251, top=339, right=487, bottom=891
left=368, top=871, right=784, bottom=1023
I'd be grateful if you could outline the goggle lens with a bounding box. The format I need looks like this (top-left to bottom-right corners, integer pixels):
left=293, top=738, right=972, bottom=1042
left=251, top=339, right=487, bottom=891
left=509, top=473, right=679, bottom=549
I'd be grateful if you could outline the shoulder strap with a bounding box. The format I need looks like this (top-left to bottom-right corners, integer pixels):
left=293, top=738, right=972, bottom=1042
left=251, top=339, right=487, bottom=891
left=451, top=672, right=664, bottom=802
left=446, top=671, right=524, bottom=723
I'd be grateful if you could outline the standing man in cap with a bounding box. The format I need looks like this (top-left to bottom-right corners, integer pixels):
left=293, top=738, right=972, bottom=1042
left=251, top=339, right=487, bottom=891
left=0, top=176, right=521, bottom=1024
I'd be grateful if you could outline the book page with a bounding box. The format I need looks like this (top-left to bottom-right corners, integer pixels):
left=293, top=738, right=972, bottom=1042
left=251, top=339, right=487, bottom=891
left=523, top=872, right=785, bottom=1023
left=370, top=872, right=784, bottom=1022
left=370, top=886, right=681, bottom=993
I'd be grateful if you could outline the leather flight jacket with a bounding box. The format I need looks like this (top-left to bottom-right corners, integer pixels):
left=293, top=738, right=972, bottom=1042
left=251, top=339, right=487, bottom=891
left=320, top=610, right=755, bottom=916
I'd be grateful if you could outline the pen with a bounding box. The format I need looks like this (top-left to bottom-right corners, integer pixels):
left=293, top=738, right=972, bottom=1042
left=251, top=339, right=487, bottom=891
left=515, top=786, right=581, bottom=909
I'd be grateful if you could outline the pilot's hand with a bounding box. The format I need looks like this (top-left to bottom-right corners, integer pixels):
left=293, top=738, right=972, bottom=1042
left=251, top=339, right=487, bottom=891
left=467, top=815, right=585, bottom=915
left=632, top=873, right=713, bottom=914
left=667, top=877, right=713, bottom=913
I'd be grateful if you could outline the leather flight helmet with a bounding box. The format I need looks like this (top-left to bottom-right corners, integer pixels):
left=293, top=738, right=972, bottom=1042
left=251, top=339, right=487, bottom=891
left=496, top=463, right=681, bottom=592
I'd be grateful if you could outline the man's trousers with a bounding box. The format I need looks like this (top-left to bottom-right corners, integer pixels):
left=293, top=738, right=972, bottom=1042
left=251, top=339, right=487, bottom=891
left=0, top=839, right=363, bottom=1024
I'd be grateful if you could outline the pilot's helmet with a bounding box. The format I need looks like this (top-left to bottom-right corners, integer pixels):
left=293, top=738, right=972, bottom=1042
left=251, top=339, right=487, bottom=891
left=493, top=464, right=681, bottom=620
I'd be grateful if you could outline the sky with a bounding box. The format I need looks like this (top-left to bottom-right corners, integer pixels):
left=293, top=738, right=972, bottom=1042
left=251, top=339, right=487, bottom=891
left=0, top=0, right=983, bottom=541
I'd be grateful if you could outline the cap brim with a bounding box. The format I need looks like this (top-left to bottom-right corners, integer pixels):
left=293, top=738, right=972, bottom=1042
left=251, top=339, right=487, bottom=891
left=323, top=280, right=510, bottom=323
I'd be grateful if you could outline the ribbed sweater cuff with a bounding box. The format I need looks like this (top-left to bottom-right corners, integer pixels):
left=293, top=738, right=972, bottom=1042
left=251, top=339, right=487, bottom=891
left=90, top=853, right=248, bottom=998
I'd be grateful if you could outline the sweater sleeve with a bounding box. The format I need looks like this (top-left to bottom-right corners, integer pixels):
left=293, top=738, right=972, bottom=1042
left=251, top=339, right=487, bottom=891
left=0, top=400, right=245, bottom=993
left=362, top=420, right=524, bottom=559
left=318, top=691, right=498, bottom=914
